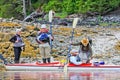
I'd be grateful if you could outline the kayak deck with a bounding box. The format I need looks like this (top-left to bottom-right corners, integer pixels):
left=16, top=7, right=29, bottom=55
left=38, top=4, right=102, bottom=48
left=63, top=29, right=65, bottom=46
left=5, top=62, right=120, bottom=71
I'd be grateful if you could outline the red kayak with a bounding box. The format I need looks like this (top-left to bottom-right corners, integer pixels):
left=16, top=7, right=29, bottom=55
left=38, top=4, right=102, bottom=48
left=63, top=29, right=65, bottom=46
left=5, top=62, right=120, bottom=71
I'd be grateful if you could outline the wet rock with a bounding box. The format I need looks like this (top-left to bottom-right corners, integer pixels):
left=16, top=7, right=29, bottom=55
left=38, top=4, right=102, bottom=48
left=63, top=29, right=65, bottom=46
left=0, top=18, right=120, bottom=64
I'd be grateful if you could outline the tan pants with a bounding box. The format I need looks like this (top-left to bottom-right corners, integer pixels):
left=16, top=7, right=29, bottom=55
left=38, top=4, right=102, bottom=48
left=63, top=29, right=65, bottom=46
left=39, top=43, right=51, bottom=58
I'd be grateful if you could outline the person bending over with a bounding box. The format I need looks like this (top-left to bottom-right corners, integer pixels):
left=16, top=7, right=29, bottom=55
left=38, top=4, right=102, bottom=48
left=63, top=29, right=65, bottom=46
left=71, top=37, right=93, bottom=63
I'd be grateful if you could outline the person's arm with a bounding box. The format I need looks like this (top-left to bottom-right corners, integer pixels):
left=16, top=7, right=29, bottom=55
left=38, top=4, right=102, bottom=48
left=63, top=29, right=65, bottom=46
left=9, top=35, right=17, bottom=43
left=88, top=37, right=93, bottom=59
left=36, top=36, right=44, bottom=44
left=88, top=37, right=92, bottom=46
left=36, top=32, right=41, bottom=44
left=71, top=42, right=81, bottom=46
left=47, top=32, right=54, bottom=41
left=70, top=56, right=82, bottom=65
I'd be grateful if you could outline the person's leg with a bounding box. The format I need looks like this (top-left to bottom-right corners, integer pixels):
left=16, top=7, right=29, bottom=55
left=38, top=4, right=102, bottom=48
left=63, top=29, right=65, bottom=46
left=47, top=58, right=50, bottom=63
left=39, top=44, right=46, bottom=63
left=17, top=47, right=22, bottom=63
left=79, top=52, right=88, bottom=63
left=39, top=45, right=44, bottom=57
left=42, top=47, right=47, bottom=63
left=86, top=52, right=91, bottom=63
left=14, top=47, right=21, bottom=63
left=42, top=58, right=46, bottom=63
left=79, top=52, right=84, bottom=62
left=45, top=43, right=51, bottom=63
left=14, top=47, right=18, bottom=63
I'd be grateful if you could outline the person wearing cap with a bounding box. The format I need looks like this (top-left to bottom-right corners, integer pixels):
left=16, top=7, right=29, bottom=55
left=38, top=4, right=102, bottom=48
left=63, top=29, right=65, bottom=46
left=36, top=24, right=53, bottom=44
left=36, top=24, right=54, bottom=63
left=71, top=37, right=92, bottom=63
left=39, top=24, right=49, bottom=33
left=9, top=29, right=25, bottom=63
left=69, top=49, right=82, bottom=65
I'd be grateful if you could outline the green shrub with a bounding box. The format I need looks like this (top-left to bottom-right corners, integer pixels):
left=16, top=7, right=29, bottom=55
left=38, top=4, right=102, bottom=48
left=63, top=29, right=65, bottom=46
left=0, top=0, right=120, bottom=19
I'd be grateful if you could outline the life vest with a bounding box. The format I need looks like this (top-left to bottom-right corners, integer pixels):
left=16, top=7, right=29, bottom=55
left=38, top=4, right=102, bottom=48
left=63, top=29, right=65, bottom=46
left=37, top=33, right=49, bottom=43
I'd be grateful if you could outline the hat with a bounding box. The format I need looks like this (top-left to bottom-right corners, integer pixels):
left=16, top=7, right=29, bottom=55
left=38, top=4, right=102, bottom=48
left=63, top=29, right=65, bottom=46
left=41, top=24, right=46, bottom=28
left=16, top=29, right=21, bottom=33
left=70, top=49, right=78, bottom=54
left=81, top=38, right=89, bottom=46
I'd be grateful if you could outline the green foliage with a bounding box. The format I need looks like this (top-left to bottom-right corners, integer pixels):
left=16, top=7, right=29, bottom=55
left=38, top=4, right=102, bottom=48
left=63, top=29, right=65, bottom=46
left=99, top=22, right=120, bottom=27
left=109, top=0, right=120, bottom=8
left=0, top=0, right=22, bottom=18
left=55, top=12, right=68, bottom=18
left=43, top=0, right=62, bottom=12
left=0, top=0, right=120, bottom=19
left=32, top=0, right=49, bottom=9
left=0, top=4, right=13, bottom=18
left=43, top=0, right=120, bottom=15
left=32, top=1, right=41, bottom=9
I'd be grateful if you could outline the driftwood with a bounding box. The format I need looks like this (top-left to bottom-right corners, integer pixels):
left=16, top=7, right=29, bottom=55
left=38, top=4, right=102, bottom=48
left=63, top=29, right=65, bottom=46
left=23, top=11, right=46, bottom=22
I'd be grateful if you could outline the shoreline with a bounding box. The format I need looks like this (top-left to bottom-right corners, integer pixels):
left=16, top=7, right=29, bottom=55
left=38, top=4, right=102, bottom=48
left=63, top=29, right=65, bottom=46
left=0, top=17, right=120, bottom=67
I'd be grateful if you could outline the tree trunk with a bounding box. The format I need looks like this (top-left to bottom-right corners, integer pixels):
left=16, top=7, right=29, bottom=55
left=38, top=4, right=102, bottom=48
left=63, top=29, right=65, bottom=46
left=23, top=0, right=26, bottom=19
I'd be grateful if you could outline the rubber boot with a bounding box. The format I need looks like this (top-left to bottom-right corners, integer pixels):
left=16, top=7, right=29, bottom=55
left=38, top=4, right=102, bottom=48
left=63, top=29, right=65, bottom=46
left=42, top=58, right=46, bottom=63
left=14, top=60, right=19, bottom=63
left=47, top=58, right=50, bottom=63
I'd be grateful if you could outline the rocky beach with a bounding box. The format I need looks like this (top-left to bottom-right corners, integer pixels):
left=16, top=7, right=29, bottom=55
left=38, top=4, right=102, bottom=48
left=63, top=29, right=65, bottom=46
left=0, top=13, right=120, bottom=71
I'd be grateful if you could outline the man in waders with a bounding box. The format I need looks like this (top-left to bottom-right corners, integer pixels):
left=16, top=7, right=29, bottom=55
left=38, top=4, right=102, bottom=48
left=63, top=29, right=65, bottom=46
left=36, top=24, right=54, bottom=63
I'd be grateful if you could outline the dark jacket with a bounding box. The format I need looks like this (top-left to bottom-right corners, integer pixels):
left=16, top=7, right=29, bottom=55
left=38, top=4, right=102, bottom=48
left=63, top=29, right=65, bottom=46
left=9, top=34, right=25, bottom=47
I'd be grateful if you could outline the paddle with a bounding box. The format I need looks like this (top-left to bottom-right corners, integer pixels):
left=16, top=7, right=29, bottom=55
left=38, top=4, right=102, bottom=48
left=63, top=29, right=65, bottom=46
left=49, top=10, right=53, bottom=54
left=64, top=18, right=79, bottom=73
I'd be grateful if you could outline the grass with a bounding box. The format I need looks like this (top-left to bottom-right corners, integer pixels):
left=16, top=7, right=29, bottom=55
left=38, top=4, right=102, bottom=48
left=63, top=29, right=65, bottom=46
left=99, top=22, right=120, bottom=27
left=55, top=12, right=68, bottom=18
left=110, top=22, right=120, bottom=26
left=99, top=22, right=109, bottom=27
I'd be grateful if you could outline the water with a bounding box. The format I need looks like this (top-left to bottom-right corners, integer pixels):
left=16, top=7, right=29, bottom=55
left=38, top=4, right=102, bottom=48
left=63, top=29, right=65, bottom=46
left=0, top=71, right=120, bottom=80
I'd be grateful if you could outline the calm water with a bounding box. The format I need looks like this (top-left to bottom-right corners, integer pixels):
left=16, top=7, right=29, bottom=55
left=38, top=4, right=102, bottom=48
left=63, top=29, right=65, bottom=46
left=0, top=71, right=120, bottom=80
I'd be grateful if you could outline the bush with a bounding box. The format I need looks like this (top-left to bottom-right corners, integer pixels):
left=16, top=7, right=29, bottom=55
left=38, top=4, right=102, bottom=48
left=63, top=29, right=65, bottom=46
left=0, top=0, right=120, bottom=19
left=43, top=0, right=120, bottom=15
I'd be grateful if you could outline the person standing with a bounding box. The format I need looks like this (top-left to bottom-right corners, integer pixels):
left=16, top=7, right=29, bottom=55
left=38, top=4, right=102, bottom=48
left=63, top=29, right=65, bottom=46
left=9, top=29, right=25, bottom=63
left=36, top=24, right=53, bottom=63
left=71, top=37, right=93, bottom=63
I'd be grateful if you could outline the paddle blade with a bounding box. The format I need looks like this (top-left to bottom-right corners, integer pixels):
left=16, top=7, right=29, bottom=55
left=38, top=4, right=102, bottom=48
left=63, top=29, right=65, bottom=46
left=64, top=64, right=68, bottom=79
left=72, top=18, right=79, bottom=28
left=49, top=10, right=53, bottom=22
left=64, top=64, right=68, bottom=73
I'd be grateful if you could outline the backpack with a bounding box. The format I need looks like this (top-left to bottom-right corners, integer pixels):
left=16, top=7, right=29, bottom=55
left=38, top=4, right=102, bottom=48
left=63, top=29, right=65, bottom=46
left=37, top=33, right=49, bottom=43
